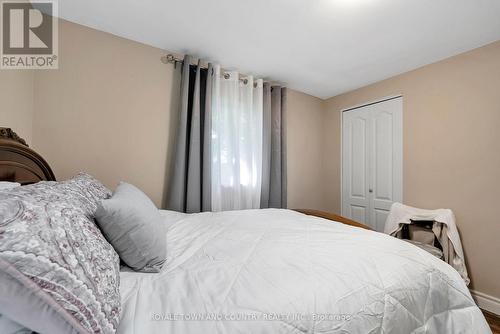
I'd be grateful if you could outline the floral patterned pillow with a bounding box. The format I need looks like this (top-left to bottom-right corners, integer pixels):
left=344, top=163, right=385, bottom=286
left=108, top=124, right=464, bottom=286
left=0, top=173, right=121, bottom=333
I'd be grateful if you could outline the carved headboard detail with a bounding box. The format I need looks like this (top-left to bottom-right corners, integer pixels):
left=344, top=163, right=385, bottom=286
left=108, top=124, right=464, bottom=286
left=0, top=127, right=28, bottom=146
left=0, top=127, right=56, bottom=184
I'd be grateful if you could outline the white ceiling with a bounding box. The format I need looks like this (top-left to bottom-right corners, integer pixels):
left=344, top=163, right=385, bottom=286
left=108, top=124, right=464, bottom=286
left=56, top=0, right=500, bottom=99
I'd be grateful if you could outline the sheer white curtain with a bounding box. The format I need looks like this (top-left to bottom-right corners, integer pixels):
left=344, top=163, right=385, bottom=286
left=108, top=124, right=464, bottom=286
left=211, top=68, right=263, bottom=211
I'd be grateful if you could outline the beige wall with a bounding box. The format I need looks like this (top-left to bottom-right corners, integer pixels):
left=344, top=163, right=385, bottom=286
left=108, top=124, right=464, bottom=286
left=31, top=20, right=325, bottom=210
left=324, top=41, right=500, bottom=298
left=32, top=20, right=179, bottom=206
left=287, top=90, right=326, bottom=210
left=0, top=71, right=34, bottom=145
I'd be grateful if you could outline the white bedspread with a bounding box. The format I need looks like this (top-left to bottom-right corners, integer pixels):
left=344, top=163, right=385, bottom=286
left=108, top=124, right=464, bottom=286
left=118, top=209, right=489, bottom=334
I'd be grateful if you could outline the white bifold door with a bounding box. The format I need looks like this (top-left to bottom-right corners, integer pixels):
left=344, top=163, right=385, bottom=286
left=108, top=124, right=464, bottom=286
left=342, top=97, right=403, bottom=232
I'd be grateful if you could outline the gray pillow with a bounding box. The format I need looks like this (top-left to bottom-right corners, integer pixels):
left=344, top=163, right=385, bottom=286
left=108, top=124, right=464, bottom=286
left=95, top=182, right=167, bottom=273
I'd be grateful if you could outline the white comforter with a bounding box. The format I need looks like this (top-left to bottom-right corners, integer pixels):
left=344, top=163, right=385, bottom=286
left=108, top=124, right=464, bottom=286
left=117, top=209, right=490, bottom=334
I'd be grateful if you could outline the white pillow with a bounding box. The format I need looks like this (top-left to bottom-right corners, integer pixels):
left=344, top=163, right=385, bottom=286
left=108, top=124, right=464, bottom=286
left=0, top=182, right=20, bottom=190
left=0, top=314, right=32, bottom=334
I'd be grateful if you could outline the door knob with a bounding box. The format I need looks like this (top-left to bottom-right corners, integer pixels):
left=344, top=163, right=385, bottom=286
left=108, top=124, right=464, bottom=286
left=369, top=189, right=373, bottom=193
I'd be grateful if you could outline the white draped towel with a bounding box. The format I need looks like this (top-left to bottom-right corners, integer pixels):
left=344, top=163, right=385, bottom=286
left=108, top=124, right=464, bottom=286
left=385, top=202, right=470, bottom=285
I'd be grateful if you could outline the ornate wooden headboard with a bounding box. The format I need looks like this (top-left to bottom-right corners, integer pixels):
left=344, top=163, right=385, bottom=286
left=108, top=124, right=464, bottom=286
left=0, top=128, right=56, bottom=184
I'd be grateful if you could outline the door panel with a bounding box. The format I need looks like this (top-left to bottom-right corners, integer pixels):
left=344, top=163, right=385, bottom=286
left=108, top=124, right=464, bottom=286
left=374, top=209, right=390, bottom=232
left=342, top=97, right=403, bottom=232
left=342, top=110, right=371, bottom=226
left=350, top=205, right=367, bottom=224
left=350, top=118, right=366, bottom=198
left=374, top=111, right=393, bottom=201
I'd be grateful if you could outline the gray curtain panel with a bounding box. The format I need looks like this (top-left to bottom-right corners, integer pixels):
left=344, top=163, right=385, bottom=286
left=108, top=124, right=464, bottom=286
left=261, top=85, right=287, bottom=209
left=166, top=55, right=211, bottom=213
left=202, top=63, right=214, bottom=212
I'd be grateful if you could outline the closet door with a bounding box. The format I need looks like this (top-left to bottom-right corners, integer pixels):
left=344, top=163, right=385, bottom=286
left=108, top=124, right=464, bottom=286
left=341, top=107, right=372, bottom=226
left=342, top=97, right=402, bottom=232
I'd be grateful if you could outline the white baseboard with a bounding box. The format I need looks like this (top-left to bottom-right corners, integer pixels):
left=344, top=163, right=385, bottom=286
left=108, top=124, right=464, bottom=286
left=470, top=290, right=500, bottom=315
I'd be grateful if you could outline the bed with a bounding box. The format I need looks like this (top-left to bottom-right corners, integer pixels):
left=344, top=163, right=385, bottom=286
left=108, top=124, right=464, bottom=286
left=0, top=129, right=491, bottom=333
left=117, top=209, right=489, bottom=333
